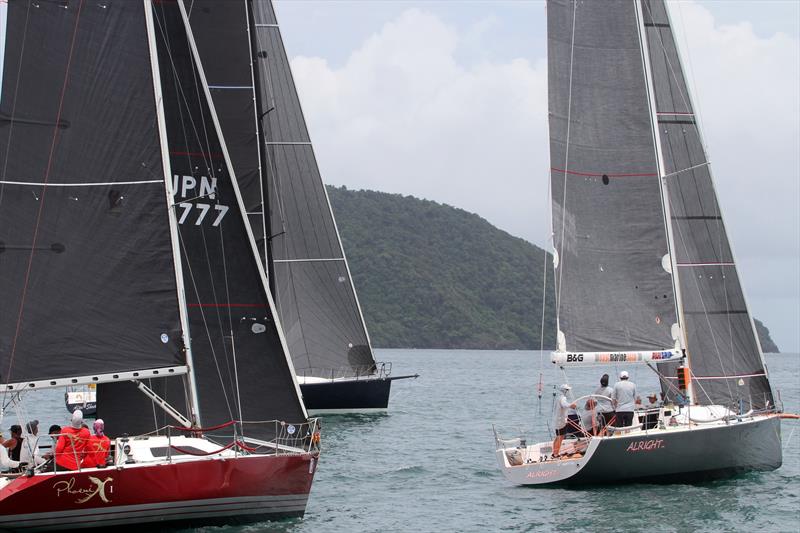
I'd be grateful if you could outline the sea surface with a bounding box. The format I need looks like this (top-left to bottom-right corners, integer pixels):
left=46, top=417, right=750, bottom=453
left=9, top=349, right=800, bottom=532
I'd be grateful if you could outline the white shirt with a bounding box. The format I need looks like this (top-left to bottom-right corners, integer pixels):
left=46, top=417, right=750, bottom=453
left=20, top=434, right=44, bottom=467
left=554, top=394, right=571, bottom=429
left=613, top=379, right=638, bottom=412
left=593, top=385, right=614, bottom=413
left=0, top=445, right=19, bottom=470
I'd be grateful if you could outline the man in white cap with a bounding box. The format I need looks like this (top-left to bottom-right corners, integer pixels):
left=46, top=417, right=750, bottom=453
left=612, top=371, right=640, bottom=428
left=552, top=384, right=577, bottom=458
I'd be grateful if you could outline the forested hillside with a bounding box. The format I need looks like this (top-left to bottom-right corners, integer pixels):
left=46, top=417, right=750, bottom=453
left=328, top=186, right=556, bottom=349
left=328, top=186, right=779, bottom=353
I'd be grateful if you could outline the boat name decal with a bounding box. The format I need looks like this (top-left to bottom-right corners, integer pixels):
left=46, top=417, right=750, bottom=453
left=526, top=469, right=558, bottom=479
left=173, top=174, right=229, bottom=227
left=53, top=476, right=113, bottom=504
left=626, top=439, right=665, bottom=453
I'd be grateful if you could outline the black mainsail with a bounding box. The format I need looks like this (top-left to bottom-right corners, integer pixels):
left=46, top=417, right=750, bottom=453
left=98, top=0, right=307, bottom=440
left=226, top=0, right=376, bottom=379
left=0, top=1, right=185, bottom=387
left=549, top=0, right=773, bottom=410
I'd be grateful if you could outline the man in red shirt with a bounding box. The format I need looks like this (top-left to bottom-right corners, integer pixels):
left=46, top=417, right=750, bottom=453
left=83, top=419, right=110, bottom=468
left=55, top=410, right=90, bottom=471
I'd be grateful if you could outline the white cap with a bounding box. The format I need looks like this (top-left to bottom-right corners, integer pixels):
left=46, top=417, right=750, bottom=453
left=559, top=384, right=572, bottom=392
left=71, top=410, right=83, bottom=429
left=620, top=371, right=629, bottom=379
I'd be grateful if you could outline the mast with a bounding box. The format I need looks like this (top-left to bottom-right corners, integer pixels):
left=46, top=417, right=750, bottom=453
left=634, top=0, right=695, bottom=403
left=245, top=0, right=277, bottom=297
left=144, top=0, right=202, bottom=425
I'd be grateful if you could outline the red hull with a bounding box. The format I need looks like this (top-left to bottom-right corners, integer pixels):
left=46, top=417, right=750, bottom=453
left=0, top=453, right=317, bottom=531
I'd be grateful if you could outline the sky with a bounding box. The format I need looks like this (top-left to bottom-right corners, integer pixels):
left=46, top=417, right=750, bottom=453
left=272, top=0, right=800, bottom=353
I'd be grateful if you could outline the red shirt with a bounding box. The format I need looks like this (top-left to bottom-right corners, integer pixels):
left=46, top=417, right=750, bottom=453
left=55, top=426, right=90, bottom=470
left=82, top=435, right=110, bottom=468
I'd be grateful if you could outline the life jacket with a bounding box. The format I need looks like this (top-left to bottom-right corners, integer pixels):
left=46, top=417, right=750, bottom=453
left=55, top=426, right=90, bottom=470
left=82, top=435, right=110, bottom=468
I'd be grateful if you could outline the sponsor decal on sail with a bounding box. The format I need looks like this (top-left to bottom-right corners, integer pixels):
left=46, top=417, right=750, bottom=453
left=53, top=476, right=113, bottom=504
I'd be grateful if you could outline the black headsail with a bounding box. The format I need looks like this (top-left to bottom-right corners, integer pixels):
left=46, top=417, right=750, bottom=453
left=99, top=0, right=307, bottom=440
left=0, top=1, right=184, bottom=387
left=640, top=0, right=773, bottom=409
left=548, top=0, right=679, bottom=354
left=192, top=0, right=376, bottom=379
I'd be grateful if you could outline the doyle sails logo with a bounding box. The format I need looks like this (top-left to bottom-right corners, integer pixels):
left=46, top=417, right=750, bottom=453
left=53, top=476, right=113, bottom=504
left=626, top=439, right=665, bottom=453
left=173, top=175, right=230, bottom=227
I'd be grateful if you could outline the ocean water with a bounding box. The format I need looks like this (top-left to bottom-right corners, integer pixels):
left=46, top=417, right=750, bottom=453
left=8, top=349, right=799, bottom=532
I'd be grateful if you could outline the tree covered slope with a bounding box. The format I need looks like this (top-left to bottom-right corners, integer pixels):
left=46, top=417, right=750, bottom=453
left=327, top=186, right=779, bottom=353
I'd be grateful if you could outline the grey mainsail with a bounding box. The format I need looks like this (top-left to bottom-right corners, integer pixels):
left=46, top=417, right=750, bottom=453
left=641, top=0, right=773, bottom=408
left=243, top=0, right=376, bottom=378
left=548, top=0, right=678, bottom=353
left=548, top=0, right=773, bottom=410
left=0, top=1, right=184, bottom=386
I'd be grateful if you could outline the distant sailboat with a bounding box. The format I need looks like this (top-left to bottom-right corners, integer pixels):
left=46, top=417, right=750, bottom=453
left=495, top=0, right=796, bottom=485
left=0, top=0, right=318, bottom=527
left=199, top=0, right=417, bottom=414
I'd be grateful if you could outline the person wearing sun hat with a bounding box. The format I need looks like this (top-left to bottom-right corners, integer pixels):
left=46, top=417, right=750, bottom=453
left=551, top=384, right=577, bottom=458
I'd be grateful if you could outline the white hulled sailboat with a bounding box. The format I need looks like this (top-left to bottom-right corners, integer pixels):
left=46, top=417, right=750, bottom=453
left=495, top=0, right=796, bottom=485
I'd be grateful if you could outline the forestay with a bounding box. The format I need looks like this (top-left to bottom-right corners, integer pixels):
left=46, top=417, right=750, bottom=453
left=0, top=1, right=184, bottom=387
left=548, top=0, right=679, bottom=354
left=640, top=0, right=773, bottom=409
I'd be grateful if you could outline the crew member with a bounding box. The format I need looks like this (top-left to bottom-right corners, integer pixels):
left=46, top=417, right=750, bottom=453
left=612, top=371, right=640, bottom=428
left=591, top=373, right=615, bottom=430
left=552, top=384, right=577, bottom=458
left=83, top=419, right=110, bottom=468
left=55, top=410, right=90, bottom=471
left=20, top=420, right=45, bottom=468
left=2, top=425, right=23, bottom=462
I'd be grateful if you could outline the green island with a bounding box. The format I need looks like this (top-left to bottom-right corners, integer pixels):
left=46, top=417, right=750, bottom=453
left=328, top=186, right=780, bottom=354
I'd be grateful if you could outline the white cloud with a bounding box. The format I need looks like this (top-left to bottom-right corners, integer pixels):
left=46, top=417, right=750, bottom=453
left=289, top=4, right=799, bottom=350
left=291, top=9, right=550, bottom=245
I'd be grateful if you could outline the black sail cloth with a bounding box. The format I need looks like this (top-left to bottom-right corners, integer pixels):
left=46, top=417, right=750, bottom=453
left=99, top=1, right=306, bottom=441
left=244, top=0, right=375, bottom=378
left=548, top=0, right=678, bottom=353
left=0, top=1, right=183, bottom=386
left=641, top=0, right=773, bottom=409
